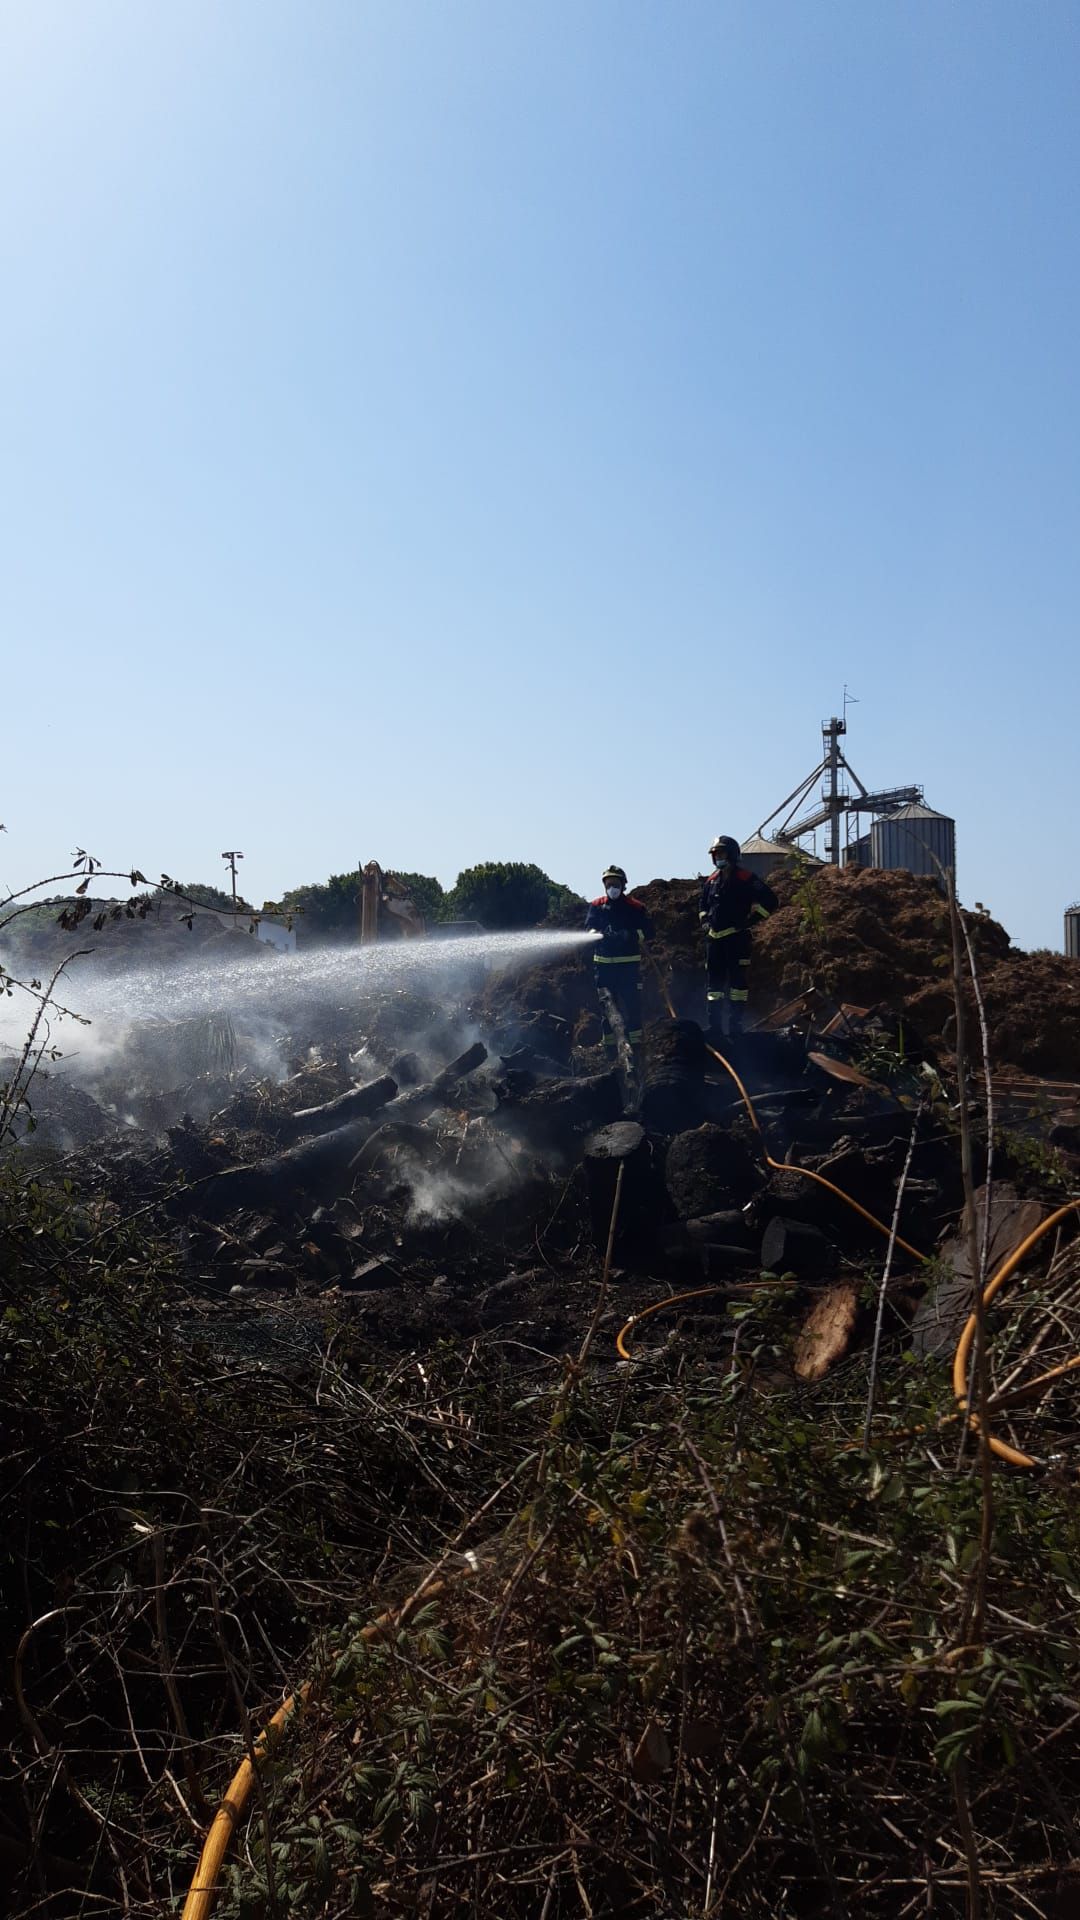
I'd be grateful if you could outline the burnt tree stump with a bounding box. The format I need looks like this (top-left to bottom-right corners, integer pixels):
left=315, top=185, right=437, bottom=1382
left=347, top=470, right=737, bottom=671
left=640, top=1020, right=706, bottom=1135
left=664, top=1123, right=761, bottom=1218
left=583, top=1121, right=653, bottom=1260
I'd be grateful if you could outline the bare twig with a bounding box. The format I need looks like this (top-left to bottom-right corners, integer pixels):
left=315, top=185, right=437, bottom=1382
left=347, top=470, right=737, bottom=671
left=862, top=1101, right=923, bottom=1449
left=946, top=870, right=994, bottom=1650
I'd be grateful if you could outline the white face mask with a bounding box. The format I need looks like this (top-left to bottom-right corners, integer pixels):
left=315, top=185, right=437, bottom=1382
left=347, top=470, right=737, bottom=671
left=605, top=885, right=623, bottom=901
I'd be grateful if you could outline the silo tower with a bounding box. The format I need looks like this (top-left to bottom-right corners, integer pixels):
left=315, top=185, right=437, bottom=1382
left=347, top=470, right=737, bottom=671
left=870, top=803, right=957, bottom=887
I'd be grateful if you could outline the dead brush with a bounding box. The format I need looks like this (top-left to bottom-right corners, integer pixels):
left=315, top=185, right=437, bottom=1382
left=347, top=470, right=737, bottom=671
left=203, top=1356, right=1080, bottom=1920
left=0, top=1189, right=536, bottom=1919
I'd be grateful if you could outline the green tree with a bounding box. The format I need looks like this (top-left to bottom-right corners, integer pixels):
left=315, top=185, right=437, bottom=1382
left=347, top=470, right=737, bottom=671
left=271, top=871, right=451, bottom=943
left=273, top=871, right=361, bottom=943
left=447, top=862, right=582, bottom=930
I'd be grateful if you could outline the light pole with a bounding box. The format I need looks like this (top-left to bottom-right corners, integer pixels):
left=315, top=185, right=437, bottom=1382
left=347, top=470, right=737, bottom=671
left=221, top=850, right=244, bottom=908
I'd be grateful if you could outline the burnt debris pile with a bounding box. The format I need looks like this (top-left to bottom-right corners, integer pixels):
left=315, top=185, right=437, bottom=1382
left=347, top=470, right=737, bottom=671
left=12, top=866, right=1078, bottom=1385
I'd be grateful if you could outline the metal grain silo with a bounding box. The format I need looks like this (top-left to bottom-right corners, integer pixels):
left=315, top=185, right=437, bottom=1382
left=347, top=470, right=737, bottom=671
left=870, top=802, right=956, bottom=886
left=739, top=833, right=793, bottom=881
left=1066, top=903, right=1080, bottom=959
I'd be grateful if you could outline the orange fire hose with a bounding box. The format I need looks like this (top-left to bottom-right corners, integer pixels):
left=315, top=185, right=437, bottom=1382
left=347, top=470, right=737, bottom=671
left=615, top=1277, right=796, bottom=1361
left=617, top=961, right=928, bottom=1363
left=646, top=953, right=925, bottom=1262
left=704, top=1037, right=927, bottom=1264
left=181, top=1574, right=460, bottom=1920
left=632, top=959, right=1080, bottom=1467
left=951, top=1199, right=1080, bottom=1469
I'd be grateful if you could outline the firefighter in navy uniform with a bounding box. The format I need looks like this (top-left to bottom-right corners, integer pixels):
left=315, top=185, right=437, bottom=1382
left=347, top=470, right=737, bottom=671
left=584, top=866, right=653, bottom=1055
left=699, top=836, right=777, bottom=1038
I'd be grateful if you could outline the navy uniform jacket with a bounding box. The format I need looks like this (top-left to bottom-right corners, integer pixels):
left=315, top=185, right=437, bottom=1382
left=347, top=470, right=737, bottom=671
left=584, top=893, right=653, bottom=966
left=699, top=867, right=778, bottom=941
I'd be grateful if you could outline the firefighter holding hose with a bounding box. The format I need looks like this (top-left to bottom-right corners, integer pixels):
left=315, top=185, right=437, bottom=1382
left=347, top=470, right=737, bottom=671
left=700, top=836, right=777, bottom=1038
left=585, top=865, right=653, bottom=1056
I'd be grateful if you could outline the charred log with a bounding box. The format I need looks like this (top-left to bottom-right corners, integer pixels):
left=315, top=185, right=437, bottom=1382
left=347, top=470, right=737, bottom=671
left=499, top=1070, right=623, bottom=1150
left=280, top=1074, right=398, bottom=1141
left=382, top=1043, right=490, bottom=1127
left=193, top=1118, right=381, bottom=1217
left=639, top=1019, right=706, bottom=1136
left=583, top=1121, right=654, bottom=1260
left=664, top=1124, right=762, bottom=1219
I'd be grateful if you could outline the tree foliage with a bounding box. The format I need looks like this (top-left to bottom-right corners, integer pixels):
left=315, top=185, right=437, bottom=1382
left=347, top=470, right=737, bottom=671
left=269, top=866, right=579, bottom=939
left=272, top=871, right=450, bottom=942
left=274, top=872, right=362, bottom=943
left=447, top=861, right=581, bottom=929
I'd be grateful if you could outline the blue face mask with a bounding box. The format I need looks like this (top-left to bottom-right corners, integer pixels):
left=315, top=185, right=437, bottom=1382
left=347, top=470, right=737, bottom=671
left=606, top=885, right=623, bottom=901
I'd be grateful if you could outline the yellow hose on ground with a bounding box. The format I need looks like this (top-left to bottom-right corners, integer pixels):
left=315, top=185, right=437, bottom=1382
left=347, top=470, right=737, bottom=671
left=643, top=955, right=1080, bottom=1466
left=181, top=1689, right=309, bottom=1920
left=704, top=1040, right=927, bottom=1264
left=181, top=1575, right=457, bottom=1920
left=646, top=951, right=926, bottom=1260
left=951, top=1199, right=1080, bottom=1469
left=183, top=1156, right=629, bottom=1916
left=615, top=1277, right=795, bottom=1361
left=616, top=1287, right=722, bottom=1360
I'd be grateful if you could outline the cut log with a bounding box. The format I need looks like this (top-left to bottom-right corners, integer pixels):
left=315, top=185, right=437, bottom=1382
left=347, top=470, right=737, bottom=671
left=500, top=1071, right=623, bottom=1149
left=388, top=1051, right=423, bottom=1087
left=280, top=1074, right=398, bottom=1141
left=583, top=1121, right=652, bottom=1259
left=793, top=1283, right=859, bottom=1381
left=664, top=1124, right=761, bottom=1219
left=383, top=1043, right=489, bottom=1126
left=192, top=1117, right=382, bottom=1218
left=584, top=1119, right=645, bottom=1163
left=685, top=1210, right=755, bottom=1249
left=640, top=1020, right=706, bottom=1135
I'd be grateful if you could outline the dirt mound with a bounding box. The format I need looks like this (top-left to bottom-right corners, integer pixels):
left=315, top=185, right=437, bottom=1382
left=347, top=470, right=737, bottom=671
left=750, top=865, right=1010, bottom=1005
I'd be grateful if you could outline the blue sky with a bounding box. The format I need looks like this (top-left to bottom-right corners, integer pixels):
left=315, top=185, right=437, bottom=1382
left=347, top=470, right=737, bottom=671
left=2, top=1, right=1078, bottom=947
